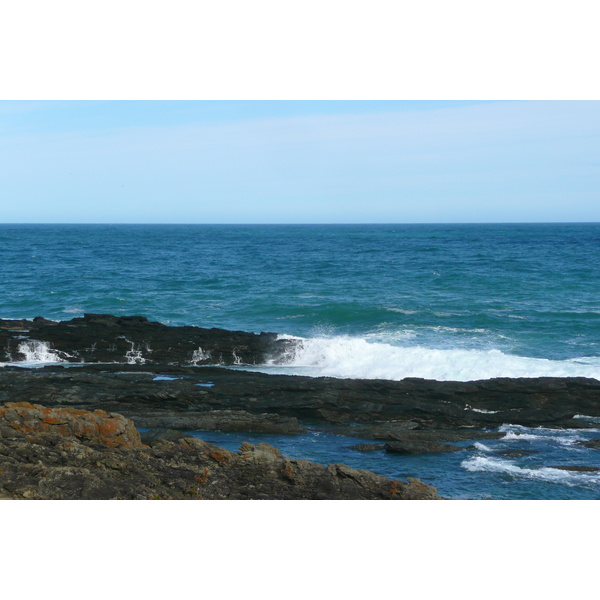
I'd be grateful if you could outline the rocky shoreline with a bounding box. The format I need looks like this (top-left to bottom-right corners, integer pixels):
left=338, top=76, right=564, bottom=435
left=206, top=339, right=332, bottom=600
left=1, top=314, right=600, bottom=499
left=0, top=401, right=440, bottom=500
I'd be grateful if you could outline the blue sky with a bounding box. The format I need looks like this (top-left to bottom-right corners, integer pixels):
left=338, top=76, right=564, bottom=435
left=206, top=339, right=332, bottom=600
left=1, top=100, right=598, bottom=223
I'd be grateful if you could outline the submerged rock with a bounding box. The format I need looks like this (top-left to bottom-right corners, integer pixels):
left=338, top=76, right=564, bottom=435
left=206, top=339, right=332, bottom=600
left=348, top=443, right=386, bottom=453
left=0, top=402, right=441, bottom=500
left=548, top=465, right=600, bottom=472
left=497, top=449, right=538, bottom=458
left=384, top=441, right=463, bottom=454
left=577, top=439, right=600, bottom=450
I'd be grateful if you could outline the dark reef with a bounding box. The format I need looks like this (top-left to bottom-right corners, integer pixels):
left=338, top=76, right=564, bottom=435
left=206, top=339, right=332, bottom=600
left=1, top=313, right=291, bottom=366
left=1, top=363, right=598, bottom=435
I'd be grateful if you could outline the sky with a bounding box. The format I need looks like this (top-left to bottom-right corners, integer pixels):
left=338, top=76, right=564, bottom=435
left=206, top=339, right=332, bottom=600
left=1, top=100, right=599, bottom=224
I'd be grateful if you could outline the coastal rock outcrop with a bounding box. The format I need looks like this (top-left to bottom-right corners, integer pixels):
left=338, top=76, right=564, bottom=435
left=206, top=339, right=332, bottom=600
left=1, top=363, right=598, bottom=435
left=1, top=314, right=293, bottom=366
left=348, top=443, right=386, bottom=453
left=0, top=401, right=143, bottom=448
left=132, top=410, right=306, bottom=434
left=384, top=441, right=463, bottom=454
left=0, top=402, right=441, bottom=500
left=577, top=438, right=600, bottom=450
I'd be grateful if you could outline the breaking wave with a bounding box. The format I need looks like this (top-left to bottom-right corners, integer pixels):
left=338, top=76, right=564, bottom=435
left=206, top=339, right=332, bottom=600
left=265, top=335, right=600, bottom=382
left=498, top=423, right=596, bottom=446
left=461, top=455, right=600, bottom=487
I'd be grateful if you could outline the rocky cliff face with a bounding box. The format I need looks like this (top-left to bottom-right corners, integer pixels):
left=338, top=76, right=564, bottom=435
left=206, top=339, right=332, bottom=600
left=0, top=402, right=441, bottom=500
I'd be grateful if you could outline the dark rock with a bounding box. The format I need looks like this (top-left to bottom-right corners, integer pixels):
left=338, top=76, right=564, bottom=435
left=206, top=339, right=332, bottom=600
left=348, top=443, right=386, bottom=453
left=140, top=429, right=189, bottom=444
left=0, top=314, right=293, bottom=366
left=131, top=410, right=306, bottom=435
left=0, top=402, right=441, bottom=500
left=2, top=362, right=599, bottom=433
left=577, top=439, right=600, bottom=450
left=548, top=465, right=600, bottom=472
left=497, top=449, right=538, bottom=458
left=384, top=441, right=463, bottom=454
left=338, top=426, right=504, bottom=443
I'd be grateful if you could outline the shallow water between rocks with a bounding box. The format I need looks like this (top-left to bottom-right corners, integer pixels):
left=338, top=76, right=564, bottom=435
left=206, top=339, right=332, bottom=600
left=140, top=422, right=600, bottom=500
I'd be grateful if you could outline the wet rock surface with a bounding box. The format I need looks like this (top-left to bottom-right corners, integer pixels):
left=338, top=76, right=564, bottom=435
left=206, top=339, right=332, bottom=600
left=348, top=443, right=387, bottom=453
left=384, top=441, right=463, bottom=454
left=497, top=449, right=538, bottom=458
left=1, top=362, right=598, bottom=437
left=0, top=314, right=292, bottom=366
left=577, top=438, right=600, bottom=450
left=548, top=465, right=600, bottom=472
left=0, top=402, right=441, bottom=500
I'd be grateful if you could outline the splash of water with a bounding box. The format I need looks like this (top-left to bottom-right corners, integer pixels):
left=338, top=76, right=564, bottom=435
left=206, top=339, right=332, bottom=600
left=16, top=340, right=68, bottom=364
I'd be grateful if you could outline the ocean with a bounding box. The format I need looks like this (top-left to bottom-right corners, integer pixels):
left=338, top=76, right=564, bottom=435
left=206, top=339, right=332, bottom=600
left=2, top=222, right=600, bottom=498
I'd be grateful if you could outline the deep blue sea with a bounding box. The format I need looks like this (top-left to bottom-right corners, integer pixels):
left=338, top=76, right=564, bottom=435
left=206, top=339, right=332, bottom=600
left=2, top=223, right=600, bottom=499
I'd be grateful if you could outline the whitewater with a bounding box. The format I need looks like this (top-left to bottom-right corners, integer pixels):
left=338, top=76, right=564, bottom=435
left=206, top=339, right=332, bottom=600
left=256, top=334, right=600, bottom=381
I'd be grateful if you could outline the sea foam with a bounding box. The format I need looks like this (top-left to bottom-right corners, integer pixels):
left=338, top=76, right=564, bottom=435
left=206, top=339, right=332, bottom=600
left=264, top=335, right=600, bottom=382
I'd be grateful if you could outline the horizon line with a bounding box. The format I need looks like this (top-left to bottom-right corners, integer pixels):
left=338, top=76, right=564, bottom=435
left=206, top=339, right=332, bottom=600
left=1, top=221, right=599, bottom=226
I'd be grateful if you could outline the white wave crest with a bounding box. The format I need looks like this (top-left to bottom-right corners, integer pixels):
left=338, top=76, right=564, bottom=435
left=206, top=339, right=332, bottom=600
left=501, top=432, right=582, bottom=445
left=574, top=414, right=600, bottom=422
left=465, top=404, right=498, bottom=414
left=266, top=335, right=600, bottom=382
left=498, top=424, right=598, bottom=446
left=461, top=456, right=600, bottom=486
left=473, top=442, right=492, bottom=452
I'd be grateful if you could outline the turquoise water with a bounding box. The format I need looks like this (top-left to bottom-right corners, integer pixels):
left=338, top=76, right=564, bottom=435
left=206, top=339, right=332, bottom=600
left=2, top=223, right=600, bottom=498
left=2, top=223, right=600, bottom=380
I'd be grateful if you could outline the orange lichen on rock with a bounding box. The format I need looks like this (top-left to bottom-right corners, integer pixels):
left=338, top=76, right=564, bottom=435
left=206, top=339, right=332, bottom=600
left=0, top=402, right=143, bottom=449
left=208, top=449, right=231, bottom=463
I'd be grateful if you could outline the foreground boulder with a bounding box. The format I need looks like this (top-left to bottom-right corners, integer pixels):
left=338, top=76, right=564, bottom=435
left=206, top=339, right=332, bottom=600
left=0, top=402, right=441, bottom=500
left=0, top=402, right=143, bottom=449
